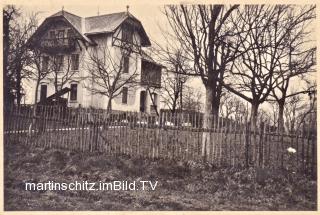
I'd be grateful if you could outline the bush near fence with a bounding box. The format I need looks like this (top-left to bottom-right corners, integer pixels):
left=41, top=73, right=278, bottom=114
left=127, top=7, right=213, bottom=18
left=4, top=105, right=317, bottom=177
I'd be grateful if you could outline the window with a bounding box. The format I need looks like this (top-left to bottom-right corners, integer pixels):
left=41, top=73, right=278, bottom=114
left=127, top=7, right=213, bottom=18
left=122, top=87, right=128, bottom=104
left=40, top=85, right=47, bottom=102
left=70, top=83, right=77, bottom=101
left=57, top=30, right=65, bottom=45
left=123, top=56, right=129, bottom=73
left=57, top=30, right=64, bottom=39
left=49, top=31, right=55, bottom=39
left=122, top=26, right=133, bottom=43
left=54, top=55, right=64, bottom=71
left=42, top=56, right=49, bottom=72
left=71, top=54, right=79, bottom=71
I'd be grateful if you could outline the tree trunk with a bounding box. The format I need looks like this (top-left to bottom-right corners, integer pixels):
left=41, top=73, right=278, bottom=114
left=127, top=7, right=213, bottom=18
left=16, top=65, right=22, bottom=106
left=180, top=84, right=183, bottom=111
left=106, top=97, right=112, bottom=113
left=278, top=100, right=285, bottom=133
left=250, top=102, right=259, bottom=130
left=202, top=86, right=214, bottom=160
left=172, top=98, right=177, bottom=114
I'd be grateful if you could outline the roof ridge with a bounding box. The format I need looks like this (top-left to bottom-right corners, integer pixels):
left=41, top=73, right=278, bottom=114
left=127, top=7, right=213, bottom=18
left=63, top=10, right=82, bottom=18
left=50, top=10, right=82, bottom=18
left=85, top=11, right=127, bottom=19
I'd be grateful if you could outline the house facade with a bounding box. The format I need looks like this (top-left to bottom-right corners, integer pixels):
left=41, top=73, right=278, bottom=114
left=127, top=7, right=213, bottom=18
left=26, top=10, right=162, bottom=114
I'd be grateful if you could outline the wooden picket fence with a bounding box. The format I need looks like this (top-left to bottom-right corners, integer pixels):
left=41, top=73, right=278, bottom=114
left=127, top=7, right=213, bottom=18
left=4, top=105, right=317, bottom=176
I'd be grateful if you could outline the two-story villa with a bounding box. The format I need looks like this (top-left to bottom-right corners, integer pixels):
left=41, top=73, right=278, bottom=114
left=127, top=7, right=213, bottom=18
left=26, top=9, right=162, bottom=114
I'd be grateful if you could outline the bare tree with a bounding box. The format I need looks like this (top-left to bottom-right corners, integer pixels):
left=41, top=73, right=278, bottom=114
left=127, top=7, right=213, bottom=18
left=150, top=39, right=193, bottom=113
left=284, top=94, right=306, bottom=133
left=25, top=48, right=52, bottom=131
left=226, top=5, right=315, bottom=127
left=48, top=53, right=83, bottom=94
left=284, top=84, right=317, bottom=133
left=182, top=85, right=203, bottom=112
left=271, top=14, right=316, bottom=131
left=85, top=44, right=139, bottom=112
left=3, top=5, right=38, bottom=106
left=27, top=49, right=52, bottom=105
left=161, top=70, right=187, bottom=113
left=164, top=5, right=246, bottom=159
left=3, top=5, right=18, bottom=107
left=164, top=5, right=243, bottom=118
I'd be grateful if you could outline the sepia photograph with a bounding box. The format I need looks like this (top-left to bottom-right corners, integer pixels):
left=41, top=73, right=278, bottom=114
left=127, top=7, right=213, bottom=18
left=3, top=1, right=317, bottom=211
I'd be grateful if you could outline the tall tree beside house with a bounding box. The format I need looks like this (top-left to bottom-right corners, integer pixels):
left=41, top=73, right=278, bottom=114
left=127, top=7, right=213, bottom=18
left=3, top=6, right=38, bottom=107
left=164, top=5, right=245, bottom=159
left=3, top=6, right=18, bottom=108
left=164, top=5, right=244, bottom=119
left=85, top=44, right=139, bottom=112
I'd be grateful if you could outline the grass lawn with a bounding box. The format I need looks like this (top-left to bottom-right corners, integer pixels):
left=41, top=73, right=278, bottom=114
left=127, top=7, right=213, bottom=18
left=4, top=141, right=317, bottom=211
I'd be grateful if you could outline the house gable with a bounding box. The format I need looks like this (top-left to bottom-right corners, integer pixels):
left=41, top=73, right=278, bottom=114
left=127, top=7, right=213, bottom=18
left=85, top=12, right=151, bottom=47
left=27, top=12, right=95, bottom=51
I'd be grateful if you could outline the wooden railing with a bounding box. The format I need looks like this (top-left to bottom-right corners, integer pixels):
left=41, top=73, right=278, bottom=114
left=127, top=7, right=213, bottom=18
left=39, top=38, right=76, bottom=53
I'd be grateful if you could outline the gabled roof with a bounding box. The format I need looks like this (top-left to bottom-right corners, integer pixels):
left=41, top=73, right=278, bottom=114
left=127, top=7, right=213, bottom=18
left=29, top=10, right=151, bottom=47
left=84, top=11, right=151, bottom=46
left=50, top=11, right=82, bottom=33
left=85, top=12, right=128, bottom=34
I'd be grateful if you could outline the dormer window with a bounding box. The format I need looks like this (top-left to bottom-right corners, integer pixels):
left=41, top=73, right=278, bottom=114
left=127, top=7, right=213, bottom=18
left=49, top=30, right=55, bottom=39
left=57, top=30, right=64, bottom=39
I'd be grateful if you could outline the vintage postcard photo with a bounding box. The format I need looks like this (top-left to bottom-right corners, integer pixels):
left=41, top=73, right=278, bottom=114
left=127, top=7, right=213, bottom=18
left=2, top=1, right=317, bottom=211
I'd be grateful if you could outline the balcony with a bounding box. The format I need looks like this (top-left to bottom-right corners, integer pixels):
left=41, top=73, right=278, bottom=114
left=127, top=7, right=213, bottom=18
left=141, top=60, right=162, bottom=88
left=39, top=38, right=76, bottom=53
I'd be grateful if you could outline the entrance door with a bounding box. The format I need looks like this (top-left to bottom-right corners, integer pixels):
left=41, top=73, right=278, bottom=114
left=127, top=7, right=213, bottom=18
left=140, top=91, right=146, bottom=112
left=40, top=85, right=47, bottom=102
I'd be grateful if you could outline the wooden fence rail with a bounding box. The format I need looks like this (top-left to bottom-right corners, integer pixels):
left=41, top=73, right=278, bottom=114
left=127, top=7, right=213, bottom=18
left=4, top=105, right=317, bottom=176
